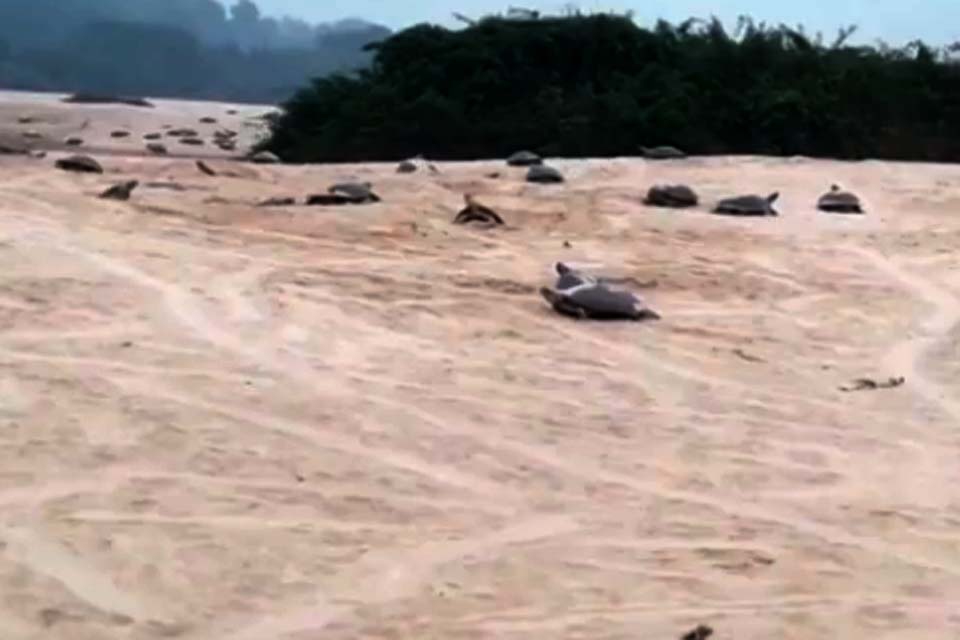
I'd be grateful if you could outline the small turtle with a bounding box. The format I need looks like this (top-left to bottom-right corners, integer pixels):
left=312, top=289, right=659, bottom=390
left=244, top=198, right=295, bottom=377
left=143, top=133, right=162, bottom=140
left=396, top=159, right=418, bottom=173
left=644, top=184, right=698, bottom=208
left=110, top=130, right=131, bottom=139
left=55, top=154, right=103, bottom=174
left=506, top=150, right=543, bottom=167
left=196, top=160, right=217, bottom=176
left=249, top=150, right=280, bottom=164
left=713, top=192, right=779, bottom=216
left=641, top=145, right=686, bottom=160
left=64, top=137, right=84, bottom=147
left=328, top=181, right=381, bottom=204
left=818, top=184, right=863, bottom=214
left=539, top=283, right=660, bottom=321
left=199, top=117, right=218, bottom=124
left=180, top=137, right=204, bottom=146
left=526, top=164, right=564, bottom=184
left=167, top=128, right=198, bottom=138
left=22, top=130, right=43, bottom=140
left=680, top=625, right=714, bottom=640
left=258, top=196, right=297, bottom=207
left=453, top=194, right=504, bottom=226
left=99, top=180, right=139, bottom=201
left=146, top=142, right=168, bottom=155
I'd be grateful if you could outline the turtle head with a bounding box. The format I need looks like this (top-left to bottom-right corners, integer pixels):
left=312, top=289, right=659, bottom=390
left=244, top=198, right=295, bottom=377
left=463, top=193, right=476, bottom=206
left=539, top=286, right=562, bottom=306
left=767, top=192, right=780, bottom=204
left=831, top=183, right=841, bottom=192
left=555, top=262, right=572, bottom=275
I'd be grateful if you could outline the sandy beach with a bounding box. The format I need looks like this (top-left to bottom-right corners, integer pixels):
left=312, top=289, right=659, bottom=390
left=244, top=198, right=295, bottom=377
left=0, top=90, right=958, bottom=639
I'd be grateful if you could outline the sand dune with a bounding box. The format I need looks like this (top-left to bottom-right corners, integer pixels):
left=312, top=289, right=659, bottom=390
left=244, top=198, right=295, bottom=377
left=0, top=90, right=958, bottom=639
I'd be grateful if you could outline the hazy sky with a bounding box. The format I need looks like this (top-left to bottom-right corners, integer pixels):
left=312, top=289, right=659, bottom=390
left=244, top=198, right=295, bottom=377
left=257, top=0, right=959, bottom=45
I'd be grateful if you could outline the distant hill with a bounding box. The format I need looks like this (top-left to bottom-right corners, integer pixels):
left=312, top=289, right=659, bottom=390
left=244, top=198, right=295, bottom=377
left=0, top=0, right=391, bottom=104
left=262, top=13, right=960, bottom=162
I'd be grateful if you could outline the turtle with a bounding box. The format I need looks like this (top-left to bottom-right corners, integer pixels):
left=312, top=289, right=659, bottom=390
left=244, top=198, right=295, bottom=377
left=110, top=130, right=131, bottom=139
left=453, top=194, right=504, bottom=226
left=248, top=150, right=280, bottom=164
left=539, top=283, right=661, bottom=321
left=64, top=137, right=84, bottom=147
left=680, top=625, right=714, bottom=640
left=506, top=150, right=543, bottom=167
left=644, top=184, right=699, bottom=208
left=713, top=192, right=779, bottom=216
left=55, top=154, right=103, bottom=174
left=328, top=182, right=380, bottom=204
left=641, top=145, right=686, bottom=160
left=196, top=160, right=217, bottom=176
left=396, top=159, right=418, bottom=174
left=99, top=180, right=139, bottom=201
left=179, top=137, right=205, bottom=146
left=143, top=132, right=162, bottom=140
left=526, top=164, right=564, bottom=184
left=258, top=196, right=297, bottom=207
left=167, top=128, right=198, bottom=138
left=817, top=184, right=863, bottom=214
left=145, top=142, right=168, bottom=155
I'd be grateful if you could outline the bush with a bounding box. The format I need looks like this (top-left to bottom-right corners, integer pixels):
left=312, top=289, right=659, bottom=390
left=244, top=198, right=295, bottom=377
left=262, top=14, right=960, bottom=163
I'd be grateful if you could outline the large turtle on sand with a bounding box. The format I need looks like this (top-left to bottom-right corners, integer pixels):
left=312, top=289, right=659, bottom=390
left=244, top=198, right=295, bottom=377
left=329, top=182, right=380, bottom=203
left=541, top=263, right=660, bottom=321
left=540, top=283, right=660, bottom=321
left=713, top=192, right=779, bottom=216
left=507, top=150, right=543, bottom=167
left=644, top=184, right=698, bottom=208
left=55, top=154, right=103, bottom=174
left=641, top=145, right=686, bottom=160
left=817, top=184, right=863, bottom=214
left=453, top=194, right=504, bottom=226
left=526, top=164, right=564, bottom=184
left=307, top=182, right=380, bottom=206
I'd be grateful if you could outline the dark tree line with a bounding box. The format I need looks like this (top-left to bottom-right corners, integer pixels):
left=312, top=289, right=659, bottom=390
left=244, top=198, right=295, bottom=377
left=263, top=13, right=960, bottom=163
left=0, top=0, right=390, bottom=104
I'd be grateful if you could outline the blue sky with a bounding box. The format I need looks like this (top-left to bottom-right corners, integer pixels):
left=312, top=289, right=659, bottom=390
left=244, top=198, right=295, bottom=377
left=256, top=0, right=959, bottom=45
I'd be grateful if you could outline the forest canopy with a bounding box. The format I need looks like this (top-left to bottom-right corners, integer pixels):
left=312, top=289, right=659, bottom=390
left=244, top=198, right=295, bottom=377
left=263, top=13, right=960, bottom=163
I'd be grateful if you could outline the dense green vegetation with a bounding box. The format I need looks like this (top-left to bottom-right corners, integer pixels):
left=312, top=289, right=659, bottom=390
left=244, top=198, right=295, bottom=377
left=264, top=14, right=960, bottom=163
left=0, top=0, right=390, bottom=104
